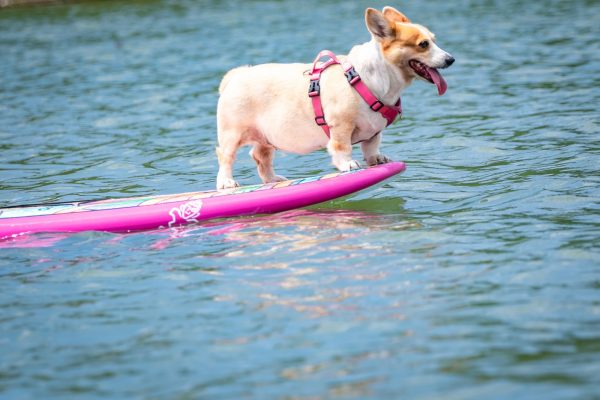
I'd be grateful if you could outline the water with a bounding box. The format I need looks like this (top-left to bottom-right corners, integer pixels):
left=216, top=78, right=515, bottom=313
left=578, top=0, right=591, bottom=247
left=1, top=0, right=599, bottom=398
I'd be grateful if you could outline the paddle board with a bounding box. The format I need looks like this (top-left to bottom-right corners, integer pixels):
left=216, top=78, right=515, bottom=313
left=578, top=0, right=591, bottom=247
left=0, top=162, right=406, bottom=239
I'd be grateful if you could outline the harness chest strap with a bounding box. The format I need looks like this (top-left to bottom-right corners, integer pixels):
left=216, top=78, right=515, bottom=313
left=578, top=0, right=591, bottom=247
left=308, top=50, right=402, bottom=138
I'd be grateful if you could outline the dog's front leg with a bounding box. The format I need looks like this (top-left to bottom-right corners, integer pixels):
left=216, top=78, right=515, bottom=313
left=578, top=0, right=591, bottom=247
left=361, top=133, right=392, bottom=166
left=327, top=123, right=361, bottom=171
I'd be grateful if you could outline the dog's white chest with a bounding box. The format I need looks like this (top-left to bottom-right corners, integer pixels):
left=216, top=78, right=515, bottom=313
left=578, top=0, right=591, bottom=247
left=353, top=106, right=388, bottom=142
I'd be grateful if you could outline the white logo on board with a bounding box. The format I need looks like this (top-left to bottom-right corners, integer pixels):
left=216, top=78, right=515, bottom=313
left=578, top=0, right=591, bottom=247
left=168, top=200, right=203, bottom=228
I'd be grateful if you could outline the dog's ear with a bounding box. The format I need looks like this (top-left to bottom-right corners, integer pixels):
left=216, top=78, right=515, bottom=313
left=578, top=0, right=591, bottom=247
left=382, top=6, right=411, bottom=23
left=365, top=8, right=395, bottom=40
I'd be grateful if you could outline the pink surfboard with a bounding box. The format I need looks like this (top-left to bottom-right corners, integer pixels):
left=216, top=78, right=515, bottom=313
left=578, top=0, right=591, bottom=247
left=0, top=162, right=406, bottom=239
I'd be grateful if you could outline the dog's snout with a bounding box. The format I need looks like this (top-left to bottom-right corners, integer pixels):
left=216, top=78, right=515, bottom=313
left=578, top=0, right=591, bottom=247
left=445, top=55, right=455, bottom=68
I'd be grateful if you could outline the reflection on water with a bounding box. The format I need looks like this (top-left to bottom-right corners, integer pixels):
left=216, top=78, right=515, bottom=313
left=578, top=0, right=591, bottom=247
left=1, top=0, right=599, bottom=398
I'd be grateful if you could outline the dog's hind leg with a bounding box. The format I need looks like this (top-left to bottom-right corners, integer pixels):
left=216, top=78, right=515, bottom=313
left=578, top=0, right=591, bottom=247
left=216, top=133, right=241, bottom=189
left=250, top=144, right=287, bottom=183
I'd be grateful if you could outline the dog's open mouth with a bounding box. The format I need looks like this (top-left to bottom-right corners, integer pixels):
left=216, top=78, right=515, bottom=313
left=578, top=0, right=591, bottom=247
left=409, top=60, right=447, bottom=96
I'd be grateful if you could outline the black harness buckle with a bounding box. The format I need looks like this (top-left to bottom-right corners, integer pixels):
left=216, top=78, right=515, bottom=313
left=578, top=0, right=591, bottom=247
left=315, top=116, right=327, bottom=126
left=345, top=67, right=361, bottom=85
left=370, top=100, right=384, bottom=112
left=308, top=79, right=321, bottom=97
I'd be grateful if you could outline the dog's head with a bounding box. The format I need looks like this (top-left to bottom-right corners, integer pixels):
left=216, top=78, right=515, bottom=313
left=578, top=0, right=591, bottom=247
left=365, top=6, right=454, bottom=95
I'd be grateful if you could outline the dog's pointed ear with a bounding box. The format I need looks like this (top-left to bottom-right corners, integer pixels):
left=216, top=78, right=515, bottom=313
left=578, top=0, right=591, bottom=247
left=365, top=8, right=395, bottom=40
left=382, top=6, right=411, bottom=24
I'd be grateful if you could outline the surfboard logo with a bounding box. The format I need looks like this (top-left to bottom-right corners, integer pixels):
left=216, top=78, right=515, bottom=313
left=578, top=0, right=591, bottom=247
left=168, top=200, right=203, bottom=228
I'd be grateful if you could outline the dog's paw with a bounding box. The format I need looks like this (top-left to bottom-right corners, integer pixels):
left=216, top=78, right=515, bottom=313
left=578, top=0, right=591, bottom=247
left=338, top=160, right=361, bottom=172
left=217, top=177, right=240, bottom=190
left=366, top=154, right=392, bottom=166
left=269, top=175, right=288, bottom=183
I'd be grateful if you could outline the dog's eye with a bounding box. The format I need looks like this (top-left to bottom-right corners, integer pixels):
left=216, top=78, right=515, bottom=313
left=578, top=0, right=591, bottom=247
left=419, top=40, right=429, bottom=49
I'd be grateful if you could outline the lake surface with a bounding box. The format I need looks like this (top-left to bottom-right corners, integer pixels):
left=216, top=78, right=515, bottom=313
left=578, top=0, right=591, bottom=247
left=1, top=0, right=599, bottom=398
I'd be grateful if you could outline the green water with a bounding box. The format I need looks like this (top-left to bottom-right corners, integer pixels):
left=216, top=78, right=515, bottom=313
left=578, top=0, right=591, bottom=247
left=1, top=0, right=599, bottom=399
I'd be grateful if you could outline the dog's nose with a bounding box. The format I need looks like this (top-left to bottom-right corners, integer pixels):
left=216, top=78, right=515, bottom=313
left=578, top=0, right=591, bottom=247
left=445, top=55, right=455, bottom=67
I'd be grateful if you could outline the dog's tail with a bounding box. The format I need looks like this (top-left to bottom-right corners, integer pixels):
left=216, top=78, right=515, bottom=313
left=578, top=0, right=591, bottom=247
left=219, top=66, right=251, bottom=94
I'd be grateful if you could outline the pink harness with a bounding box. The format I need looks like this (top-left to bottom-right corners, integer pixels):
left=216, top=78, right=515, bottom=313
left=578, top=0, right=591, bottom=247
left=308, top=50, right=401, bottom=138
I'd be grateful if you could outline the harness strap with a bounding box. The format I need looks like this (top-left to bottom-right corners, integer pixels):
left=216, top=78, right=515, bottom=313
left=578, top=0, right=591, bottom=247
left=308, top=50, right=401, bottom=138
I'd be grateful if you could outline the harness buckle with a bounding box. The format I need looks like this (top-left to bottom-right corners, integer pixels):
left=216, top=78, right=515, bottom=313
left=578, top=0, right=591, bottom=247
left=370, top=100, right=384, bottom=112
left=308, top=79, right=320, bottom=97
left=345, top=67, right=361, bottom=85
left=315, top=116, right=327, bottom=126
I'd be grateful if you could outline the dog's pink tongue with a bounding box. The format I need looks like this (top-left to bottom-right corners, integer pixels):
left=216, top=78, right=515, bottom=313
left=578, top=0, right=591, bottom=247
left=427, top=66, right=447, bottom=96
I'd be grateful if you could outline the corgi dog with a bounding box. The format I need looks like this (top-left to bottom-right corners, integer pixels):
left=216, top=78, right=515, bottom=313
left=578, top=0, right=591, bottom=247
left=215, top=6, right=454, bottom=189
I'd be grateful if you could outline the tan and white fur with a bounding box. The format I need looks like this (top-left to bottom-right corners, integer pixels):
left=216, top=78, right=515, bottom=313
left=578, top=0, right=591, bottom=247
left=215, top=6, right=454, bottom=189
